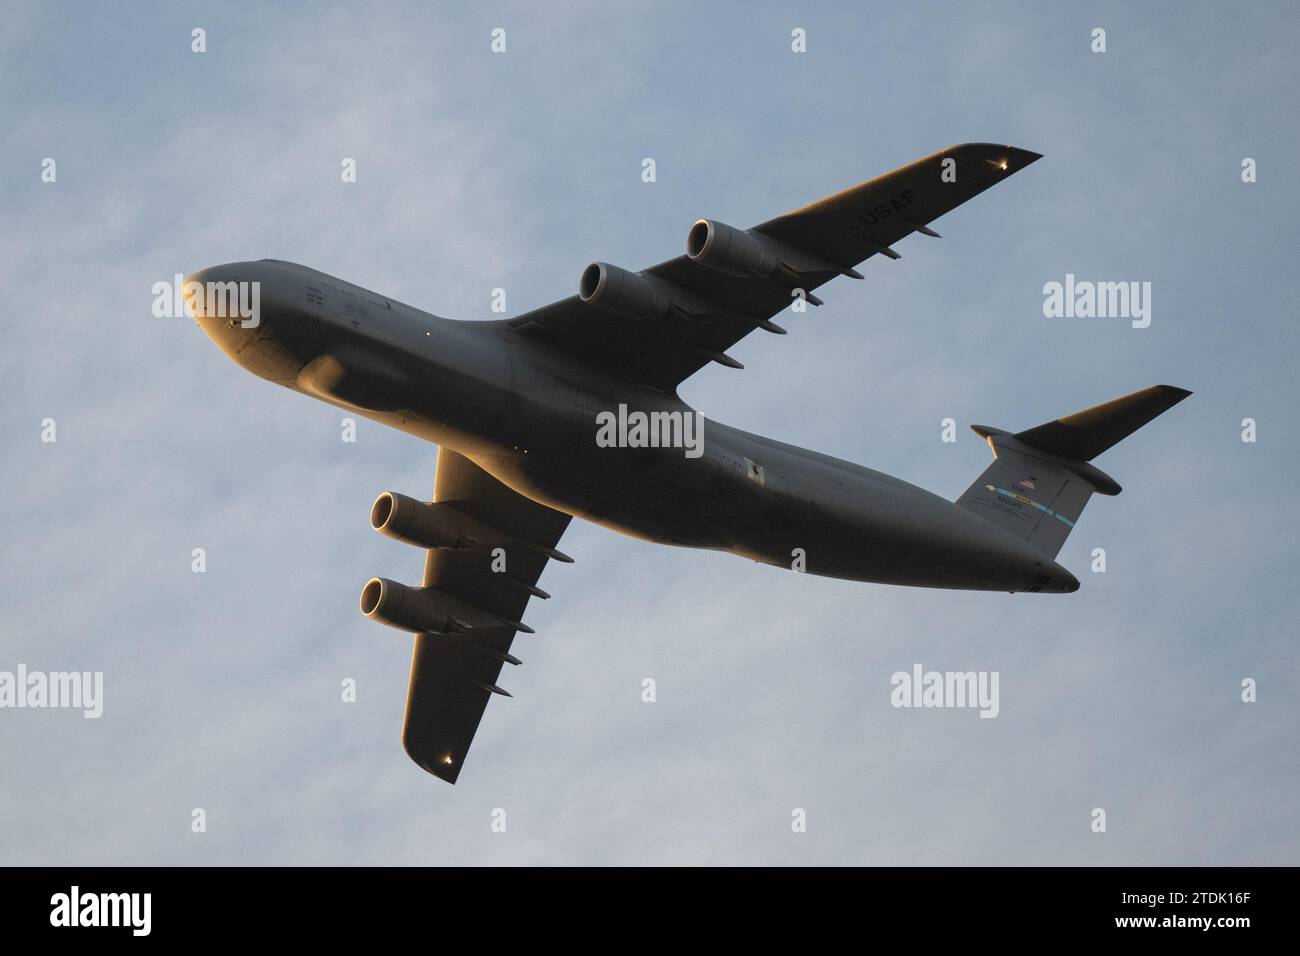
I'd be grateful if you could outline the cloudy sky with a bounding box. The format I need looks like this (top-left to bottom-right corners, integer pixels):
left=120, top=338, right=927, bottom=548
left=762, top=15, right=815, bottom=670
left=1, top=1, right=1296, bottom=865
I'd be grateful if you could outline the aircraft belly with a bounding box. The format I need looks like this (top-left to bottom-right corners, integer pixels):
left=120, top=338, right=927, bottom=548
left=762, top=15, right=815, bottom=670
left=467, top=442, right=752, bottom=548
left=462, top=422, right=1055, bottom=592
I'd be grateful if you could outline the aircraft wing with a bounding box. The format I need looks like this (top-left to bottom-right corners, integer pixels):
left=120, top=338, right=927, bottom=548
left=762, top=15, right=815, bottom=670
left=509, top=143, right=1041, bottom=392
left=402, top=448, right=571, bottom=783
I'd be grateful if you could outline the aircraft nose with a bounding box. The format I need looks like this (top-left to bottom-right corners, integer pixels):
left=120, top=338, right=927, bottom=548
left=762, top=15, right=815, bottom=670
left=186, top=263, right=262, bottom=358
left=184, top=265, right=229, bottom=320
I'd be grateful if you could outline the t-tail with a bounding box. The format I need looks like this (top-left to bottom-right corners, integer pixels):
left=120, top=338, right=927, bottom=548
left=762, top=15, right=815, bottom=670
left=956, top=385, right=1192, bottom=569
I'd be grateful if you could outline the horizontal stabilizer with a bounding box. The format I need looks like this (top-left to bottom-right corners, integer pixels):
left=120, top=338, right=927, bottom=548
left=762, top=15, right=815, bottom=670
left=1012, top=385, right=1192, bottom=462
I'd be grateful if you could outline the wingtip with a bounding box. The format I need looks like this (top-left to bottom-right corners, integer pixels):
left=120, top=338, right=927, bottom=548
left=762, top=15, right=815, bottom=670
left=1149, top=384, right=1194, bottom=410
left=954, top=143, right=1042, bottom=162
left=431, top=765, right=460, bottom=784
left=414, top=753, right=461, bottom=784
left=402, top=728, right=462, bottom=784
left=1005, top=146, right=1043, bottom=171
left=951, top=143, right=1042, bottom=174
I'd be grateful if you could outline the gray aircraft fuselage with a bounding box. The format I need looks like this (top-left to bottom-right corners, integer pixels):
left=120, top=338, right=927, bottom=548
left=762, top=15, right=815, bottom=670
left=190, top=259, right=1080, bottom=594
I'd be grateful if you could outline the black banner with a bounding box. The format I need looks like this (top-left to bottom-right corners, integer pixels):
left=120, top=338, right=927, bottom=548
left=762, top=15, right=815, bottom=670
left=0, top=867, right=1287, bottom=941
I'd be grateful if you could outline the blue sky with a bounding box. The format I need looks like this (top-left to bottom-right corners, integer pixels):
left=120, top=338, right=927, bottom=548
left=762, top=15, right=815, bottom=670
left=1, top=1, right=1297, bottom=864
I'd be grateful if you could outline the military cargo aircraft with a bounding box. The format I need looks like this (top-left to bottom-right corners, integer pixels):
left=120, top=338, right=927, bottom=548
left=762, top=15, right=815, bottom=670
left=188, top=144, right=1189, bottom=782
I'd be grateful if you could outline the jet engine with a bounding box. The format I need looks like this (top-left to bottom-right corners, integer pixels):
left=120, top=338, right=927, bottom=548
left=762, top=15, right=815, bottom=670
left=360, top=577, right=457, bottom=634
left=369, top=491, right=485, bottom=550
left=360, top=576, right=532, bottom=635
left=370, top=491, right=574, bottom=564
left=685, top=219, right=801, bottom=281
left=578, top=261, right=683, bottom=321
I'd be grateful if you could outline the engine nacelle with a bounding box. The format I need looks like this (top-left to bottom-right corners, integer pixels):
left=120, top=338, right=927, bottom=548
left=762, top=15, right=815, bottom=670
left=688, top=219, right=793, bottom=279
left=360, top=577, right=529, bottom=635
left=578, top=262, right=678, bottom=321
left=359, top=577, right=454, bottom=634
left=370, top=492, right=481, bottom=550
